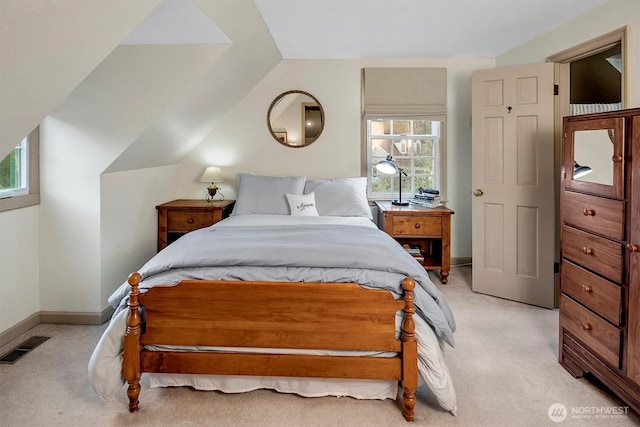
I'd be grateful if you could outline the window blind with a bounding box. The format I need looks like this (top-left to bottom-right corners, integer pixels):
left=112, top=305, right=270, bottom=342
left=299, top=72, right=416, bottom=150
left=362, top=67, right=447, bottom=118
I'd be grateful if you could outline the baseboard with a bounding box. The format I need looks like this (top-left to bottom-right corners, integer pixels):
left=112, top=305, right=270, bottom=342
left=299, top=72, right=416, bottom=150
left=40, top=306, right=114, bottom=325
left=0, top=313, right=40, bottom=349
left=451, top=257, right=472, bottom=266
left=1, top=306, right=114, bottom=348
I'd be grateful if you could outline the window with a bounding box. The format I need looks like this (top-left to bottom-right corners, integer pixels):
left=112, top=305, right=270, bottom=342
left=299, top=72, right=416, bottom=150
left=361, top=67, right=447, bottom=200
left=367, top=118, right=443, bottom=199
left=0, top=127, right=39, bottom=212
left=0, top=137, right=29, bottom=198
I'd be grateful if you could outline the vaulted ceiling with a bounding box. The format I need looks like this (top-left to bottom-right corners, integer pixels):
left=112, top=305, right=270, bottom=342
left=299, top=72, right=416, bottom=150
left=0, top=0, right=613, bottom=169
left=119, top=0, right=611, bottom=58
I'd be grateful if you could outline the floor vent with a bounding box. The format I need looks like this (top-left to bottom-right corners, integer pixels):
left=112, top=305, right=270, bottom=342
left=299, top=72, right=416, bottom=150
left=0, top=336, right=50, bottom=364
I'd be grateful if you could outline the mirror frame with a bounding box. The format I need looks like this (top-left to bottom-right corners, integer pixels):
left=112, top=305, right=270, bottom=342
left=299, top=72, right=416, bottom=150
left=267, top=90, right=325, bottom=148
left=563, top=116, right=625, bottom=199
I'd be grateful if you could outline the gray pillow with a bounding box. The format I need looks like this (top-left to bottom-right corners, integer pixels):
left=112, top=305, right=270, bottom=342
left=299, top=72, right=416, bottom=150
left=232, top=173, right=306, bottom=215
left=304, top=177, right=372, bottom=219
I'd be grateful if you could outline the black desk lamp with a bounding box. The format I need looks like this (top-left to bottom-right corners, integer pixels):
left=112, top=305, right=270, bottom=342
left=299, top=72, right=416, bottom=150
left=376, top=155, right=409, bottom=206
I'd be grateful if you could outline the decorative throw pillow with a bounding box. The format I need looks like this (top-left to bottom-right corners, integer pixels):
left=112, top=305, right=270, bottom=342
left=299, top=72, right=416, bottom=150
left=286, top=192, right=319, bottom=216
left=303, top=177, right=372, bottom=219
left=232, top=173, right=306, bottom=215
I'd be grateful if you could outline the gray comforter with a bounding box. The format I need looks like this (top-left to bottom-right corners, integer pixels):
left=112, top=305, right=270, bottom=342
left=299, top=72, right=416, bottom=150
left=107, top=222, right=456, bottom=347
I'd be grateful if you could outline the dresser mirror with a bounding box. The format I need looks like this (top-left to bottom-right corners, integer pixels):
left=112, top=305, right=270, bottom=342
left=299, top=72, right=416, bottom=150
left=267, top=90, right=324, bottom=148
left=563, top=117, right=625, bottom=199
left=573, top=129, right=614, bottom=185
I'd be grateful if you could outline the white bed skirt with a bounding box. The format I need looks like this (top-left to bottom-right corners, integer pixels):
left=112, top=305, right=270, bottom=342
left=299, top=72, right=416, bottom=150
left=149, top=374, right=400, bottom=400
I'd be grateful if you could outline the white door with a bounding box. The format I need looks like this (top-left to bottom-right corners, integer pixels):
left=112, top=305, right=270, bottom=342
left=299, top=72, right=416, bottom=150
left=471, top=63, right=556, bottom=308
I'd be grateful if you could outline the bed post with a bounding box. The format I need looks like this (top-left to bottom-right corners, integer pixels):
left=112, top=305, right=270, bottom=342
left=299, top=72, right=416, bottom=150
left=123, top=272, right=142, bottom=412
left=401, top=277, right=417, bottom=422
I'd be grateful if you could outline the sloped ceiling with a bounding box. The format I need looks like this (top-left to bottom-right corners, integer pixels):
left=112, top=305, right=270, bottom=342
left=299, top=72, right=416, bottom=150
left=0, top=0, right=162, bottom=158
left=0, top=0, right=613, bottom=172
left=104, top=0, right=281, bottom=172
left=120, top=0, right=230, bottom=45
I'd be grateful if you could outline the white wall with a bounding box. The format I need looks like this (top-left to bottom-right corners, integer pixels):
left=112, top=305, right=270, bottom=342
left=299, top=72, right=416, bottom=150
left=39, top=45, right=225, bottom=313
left=180, top=58, right=495, bottom=259
left=100, top=166, right=179, bottom=305
left=0, top=207, right=39, bottom=333
left=497, top=0, right=640, bottom=107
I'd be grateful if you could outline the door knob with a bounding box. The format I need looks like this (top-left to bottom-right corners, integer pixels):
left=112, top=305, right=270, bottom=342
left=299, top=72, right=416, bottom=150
left=473, top=189, right=484, bottom=197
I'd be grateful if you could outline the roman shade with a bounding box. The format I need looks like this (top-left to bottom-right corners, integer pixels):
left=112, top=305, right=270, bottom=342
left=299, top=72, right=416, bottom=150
left=362, top=67, right=447, bottom=118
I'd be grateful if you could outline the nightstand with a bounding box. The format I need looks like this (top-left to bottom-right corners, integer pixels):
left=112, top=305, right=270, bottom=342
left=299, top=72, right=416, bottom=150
left=156, top=199, right=235, bottom=251
left=375, top=200, right=454, bottom=284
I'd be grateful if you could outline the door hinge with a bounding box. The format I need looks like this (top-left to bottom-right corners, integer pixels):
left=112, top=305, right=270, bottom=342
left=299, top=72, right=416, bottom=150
left=554, top=84, right=559, bottom=96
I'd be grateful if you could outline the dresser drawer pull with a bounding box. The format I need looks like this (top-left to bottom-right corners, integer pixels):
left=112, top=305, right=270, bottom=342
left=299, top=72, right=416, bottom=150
left=580, top=322, right=593, bottom=331
left=581, top=284, right=593, bottom=293
left=414, top=223, right=421, bottom=229
left=627, top=243, right=640, bottom=252
left=582, top=208, right=596, bottom=216
left=612, top=154, right=623, bottom=162
left=187, top=218, right=194, bottom=224
left=582, top=247, right=594, bottom=255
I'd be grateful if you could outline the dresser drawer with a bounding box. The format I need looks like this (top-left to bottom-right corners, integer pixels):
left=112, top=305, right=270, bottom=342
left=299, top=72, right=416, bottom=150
left=560, top=295, right=621, bottom=368
left=167, top=210, right=215, bottom=232
left=563, top=191, right=624, bottom=240
left=561, top=260, right=622, bottom=325
left=390, top=215, right=442, bottom=237
left=562, top=226, right=623, bottom=283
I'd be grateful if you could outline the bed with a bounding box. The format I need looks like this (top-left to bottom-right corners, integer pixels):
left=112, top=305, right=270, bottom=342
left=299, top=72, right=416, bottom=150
left=89, top=175, right=457, bottom=421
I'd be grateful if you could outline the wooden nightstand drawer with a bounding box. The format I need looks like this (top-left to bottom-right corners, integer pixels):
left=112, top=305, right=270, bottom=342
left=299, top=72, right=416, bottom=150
left=560, top=295, right=620, bottom=368
left=390, top=215, right=442, bottom=237
left=157, top=199, right=234, bottom=251
left=561, top=260, right=622, bottom=325
left=167, top=211, right=215, bottom=232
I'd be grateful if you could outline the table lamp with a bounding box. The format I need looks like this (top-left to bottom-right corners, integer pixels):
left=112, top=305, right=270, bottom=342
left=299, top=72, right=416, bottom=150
left=200, top=166, right=225, bottom=201
left=376, top=155, right=409, bottom=206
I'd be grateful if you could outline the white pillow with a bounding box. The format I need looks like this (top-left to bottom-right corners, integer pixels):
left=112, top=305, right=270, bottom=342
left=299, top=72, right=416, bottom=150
left=286, top=192, right=319, bottom=216
left=304, top=177, right=372, bottom=219
left=232, top=173, right=306, bottom=215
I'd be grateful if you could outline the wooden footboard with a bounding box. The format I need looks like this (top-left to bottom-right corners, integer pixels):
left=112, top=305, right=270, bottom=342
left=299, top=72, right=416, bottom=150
left=123, top=273, right=418, bottom=421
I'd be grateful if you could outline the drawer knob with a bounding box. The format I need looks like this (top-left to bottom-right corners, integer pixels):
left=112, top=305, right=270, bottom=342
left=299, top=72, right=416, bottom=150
left=414, top=223, right=421, bottom=229
left=187, top=218, right=194, bottom=224
left=582, top=208, right=595, bottom=216
left=612, top=154, right=623, bottom=162
left=582, top=247, right=594, bottom=255
left=581, top=284, right=592, bottom=293
left=627, top=243, right=640, bottom=253
left=580, top=322, right=593, bottom=331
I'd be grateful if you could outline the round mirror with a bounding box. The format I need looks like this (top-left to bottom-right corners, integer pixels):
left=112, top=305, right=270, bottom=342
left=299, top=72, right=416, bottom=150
left=267, top=90, right=324, bottom=148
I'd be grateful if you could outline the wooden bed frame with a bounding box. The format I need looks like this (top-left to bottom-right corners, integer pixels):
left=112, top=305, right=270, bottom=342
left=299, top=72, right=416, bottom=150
left=123, top=272, right=418, bottom=421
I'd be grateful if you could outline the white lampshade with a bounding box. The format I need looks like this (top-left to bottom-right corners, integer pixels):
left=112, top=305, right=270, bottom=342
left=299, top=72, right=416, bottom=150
left=200, top=166, right=224, bottom=183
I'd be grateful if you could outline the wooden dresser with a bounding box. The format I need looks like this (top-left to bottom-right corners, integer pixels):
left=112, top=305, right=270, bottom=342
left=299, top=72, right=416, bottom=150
left=375, top=200, right=454, bottom=284
left=156, top=199, right=234, bottom=251
left=559, top=108, right=640, bottom=413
